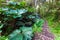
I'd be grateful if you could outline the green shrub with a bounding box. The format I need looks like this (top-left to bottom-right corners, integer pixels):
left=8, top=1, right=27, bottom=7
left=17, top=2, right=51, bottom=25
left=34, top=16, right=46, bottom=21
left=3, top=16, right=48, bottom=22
left=0, top=1, right=44, bottom=40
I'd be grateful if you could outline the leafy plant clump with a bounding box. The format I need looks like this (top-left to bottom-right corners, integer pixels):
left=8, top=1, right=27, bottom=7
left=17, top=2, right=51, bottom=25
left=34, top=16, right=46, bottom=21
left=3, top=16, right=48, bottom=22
left=39, top=1, right=60, bottom=34
left=0, top=1, right=44, bottom=40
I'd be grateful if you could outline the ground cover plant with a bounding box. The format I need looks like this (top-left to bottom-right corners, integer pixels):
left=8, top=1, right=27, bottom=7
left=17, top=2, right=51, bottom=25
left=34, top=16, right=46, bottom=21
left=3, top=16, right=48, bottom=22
left=39, top=0, right=60, bottom=40
left=0, top=1, right=44, bottom=40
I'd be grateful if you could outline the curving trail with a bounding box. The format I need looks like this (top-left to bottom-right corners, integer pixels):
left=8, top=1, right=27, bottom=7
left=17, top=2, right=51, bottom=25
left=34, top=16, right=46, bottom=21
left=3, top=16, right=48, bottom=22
left=32, top=21, right=54, bottom=40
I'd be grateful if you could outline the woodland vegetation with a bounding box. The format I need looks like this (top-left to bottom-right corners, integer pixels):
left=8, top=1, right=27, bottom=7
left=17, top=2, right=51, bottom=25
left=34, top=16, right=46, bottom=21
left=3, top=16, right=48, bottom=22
left=0, top=0, right=60, bottom=40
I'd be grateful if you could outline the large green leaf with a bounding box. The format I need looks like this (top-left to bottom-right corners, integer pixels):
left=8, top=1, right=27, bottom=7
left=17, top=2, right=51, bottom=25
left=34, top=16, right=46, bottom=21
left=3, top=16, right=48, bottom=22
left=8, top=29, right=23, bottom=40
left=20, top=27, right=33, bottom=40
left=8, top=27, right=33, bottom=40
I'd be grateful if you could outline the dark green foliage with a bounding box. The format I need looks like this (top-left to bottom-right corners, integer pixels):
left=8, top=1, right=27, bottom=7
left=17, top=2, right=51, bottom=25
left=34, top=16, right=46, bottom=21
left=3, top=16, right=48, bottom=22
left=0, top=1, right=44, bottom=40
left=8, top=27, right=33, bottom=40
left=33, top=19, right=44, bottom=32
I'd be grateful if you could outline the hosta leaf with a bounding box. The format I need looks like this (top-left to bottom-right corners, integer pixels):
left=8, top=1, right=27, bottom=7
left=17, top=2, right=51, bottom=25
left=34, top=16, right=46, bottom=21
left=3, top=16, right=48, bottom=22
left=9, top=29, right=21, bottom=38
left=8, top=1, right=19, bottom=6
left=9, top=34, right=23, bottom=40
left=8, top=29, right=23, bottom=40
left=20, top=27, right=33, bottom=40
left=1, top=8, right=8, bottom=11
left=28, top=15, right=35, bottom=19
left=8, top=27, right=33, bottom=40
left=9, top=10, right=18, bottom=14
left=18, top=9, right=27, bottom=15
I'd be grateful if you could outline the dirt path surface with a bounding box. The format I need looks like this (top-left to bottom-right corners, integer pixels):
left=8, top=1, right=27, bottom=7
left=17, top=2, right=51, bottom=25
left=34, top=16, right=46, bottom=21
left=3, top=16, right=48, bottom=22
left=32, top=21, right=54, bottom=40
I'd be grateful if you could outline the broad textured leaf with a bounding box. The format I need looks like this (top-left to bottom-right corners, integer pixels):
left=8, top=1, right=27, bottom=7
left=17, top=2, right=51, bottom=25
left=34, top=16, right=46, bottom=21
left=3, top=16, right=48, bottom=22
left=20, top=27, right=33, bottom=40
left=8, top=29, right=23, bottom=40
left=1, top=8, right=8, bottom=12
left=18, top=9, right=27, bottom=15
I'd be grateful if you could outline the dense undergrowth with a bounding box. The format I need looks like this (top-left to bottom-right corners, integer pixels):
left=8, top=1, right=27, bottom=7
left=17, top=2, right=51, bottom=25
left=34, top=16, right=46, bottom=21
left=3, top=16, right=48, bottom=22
left=39, top=0, right=60, bottom=34
left=0, top=0, right=60, bottom=40
left=39, top=1, right=60, bottom=40
left=0, top=1, right=44, bottom=40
